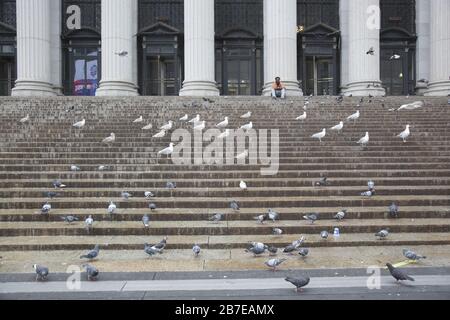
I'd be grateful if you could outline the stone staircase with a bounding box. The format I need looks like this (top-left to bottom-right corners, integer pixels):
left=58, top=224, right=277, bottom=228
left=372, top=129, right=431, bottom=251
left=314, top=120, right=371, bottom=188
left=0, top=96, right=449, bottom=272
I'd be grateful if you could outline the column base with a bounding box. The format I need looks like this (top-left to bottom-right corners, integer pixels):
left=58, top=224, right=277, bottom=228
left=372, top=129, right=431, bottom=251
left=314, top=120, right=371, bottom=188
left=11, top=80, right=57, bottom=97
left=415, top=83, right=428, bottom=96
left=424, top=81, right=450, bottom=96
left=344, top=81, right=385, bottom=97
left=262, top=81, right=303, bottom=97
left=179, top=80, right=219, bottom=97
left=96, top=81, right=139, bottom=96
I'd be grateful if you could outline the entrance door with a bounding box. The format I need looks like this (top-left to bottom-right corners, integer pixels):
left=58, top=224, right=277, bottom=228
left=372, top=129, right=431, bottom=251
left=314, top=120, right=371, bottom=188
left=72, top=48, right=99, bottom=96
left=0, top=57, right=15, bottom=96
left=381, top=51, right=405, bottom=96
left=144, top=56, right=177, bottom=96
left=226, top=58, right=252, bottom=95
left=305, top=56, right=334, bottom=96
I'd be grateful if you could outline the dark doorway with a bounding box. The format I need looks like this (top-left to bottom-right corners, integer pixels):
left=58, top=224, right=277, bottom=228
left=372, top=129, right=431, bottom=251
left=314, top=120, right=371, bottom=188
left=143, top=55, right=177, bottom=96
left=305, top=56, right=334, bottom=96
left=0, top=56, right=15, bottom=96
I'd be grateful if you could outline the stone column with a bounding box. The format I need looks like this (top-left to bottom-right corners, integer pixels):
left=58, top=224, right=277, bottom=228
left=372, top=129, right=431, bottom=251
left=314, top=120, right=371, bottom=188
left=339, top=0, right=350, bottom=94
left=12, top=0, right=56, bottom=96
left=262, top=0, right=302, bottom=96
left=179, top=0, right=219, bottom=96
left=96, top=0, right=139, bottom=96
left=50, top=0, right=63, bottom=95
left=415, top=0, right=430, bottom=95
left=425, top=0, right=450, bottom=96
left=344, top=0, right=385, bottom=96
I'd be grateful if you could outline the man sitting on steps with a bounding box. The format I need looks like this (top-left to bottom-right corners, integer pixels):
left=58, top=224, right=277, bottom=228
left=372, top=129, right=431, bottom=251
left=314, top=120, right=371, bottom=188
left=271, top=77, right=286, bottom=99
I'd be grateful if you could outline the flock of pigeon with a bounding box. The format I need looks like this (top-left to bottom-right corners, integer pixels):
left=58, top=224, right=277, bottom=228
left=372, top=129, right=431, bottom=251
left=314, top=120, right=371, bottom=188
left=20, top=96, right=427, bottom=291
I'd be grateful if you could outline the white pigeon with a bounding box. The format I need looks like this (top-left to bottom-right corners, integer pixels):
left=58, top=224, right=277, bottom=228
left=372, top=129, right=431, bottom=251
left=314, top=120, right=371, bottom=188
left=311, top=128, right=326, bottom=142
left=188, top=114, right=200, bottom=123
left=70, top=165, right=81, bottom=171
left=41, top=202, right=51, bottom=214
left=357, top=132, right=370, bottom=146
left=133, top=116, right=143, bottom=123
left=98, top=165, right=108, bottom=171
left=179, top=114, right=189, bottom=121
left=158, top=143, right=174, bottom=156
left=144, top=191, right=155, bottom=198
left=239, top=180, right=247, bottom=190
left=193, top=121, right=206, bottom=131
left=397, top=124, right=411, bottom=143
left=236, top=150, right=248, bottom=160
left=72, top=119, right=85, bottom=129
left=152, top=129, right=166, bottom=138
left=240, top=122, right=253, bottom=131
left=107, top=201, right=117, bottom=214
left=102, top=133, right=115, bottom=144
left=240, top=111, right=252, bottom=119
left=85, top=215, right=94, bottom=228
left=390, top=54, right=401, bottom=60
left=296, top=112, right=307, bottom=121
left=19, top=114, right=30, bottom=123
left=346, top=110, right=360, bottom=122
left=160, top=121, right=173, bottom=131
left=218, top=129, right=230, bottom=139
left=216, top=117, right=229, bottom=128
left=398, top=101, right=424, bottom=111
left=142, top=123, right=153, bottom=130
left=330, top=121, right=344, bottom=133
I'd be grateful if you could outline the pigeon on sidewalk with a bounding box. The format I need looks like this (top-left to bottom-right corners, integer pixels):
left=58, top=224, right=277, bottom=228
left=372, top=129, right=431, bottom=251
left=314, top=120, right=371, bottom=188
left=386, top=263, right=415, bottom=282
left=285, top=276, right=310, bottom=292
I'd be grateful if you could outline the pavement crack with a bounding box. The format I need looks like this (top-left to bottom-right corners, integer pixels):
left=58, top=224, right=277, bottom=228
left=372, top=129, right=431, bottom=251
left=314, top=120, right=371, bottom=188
left=120, top=281, right=127, bottom=292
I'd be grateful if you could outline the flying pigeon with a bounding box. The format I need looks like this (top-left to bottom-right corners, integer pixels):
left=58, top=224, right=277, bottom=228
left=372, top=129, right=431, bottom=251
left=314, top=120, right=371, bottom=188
left=357, top=132, right=369, bottom=147
left=142, top=214, right=150, bottom=228
left=33, top=264, right=49, bottom=281
left=298, top=248, right=309, bottom=258
left=192, top=244, right=201, bottom=257
left=218, top=129, right=231, bottom=139
left=72, top=119, right=86, bottom=129
left=160, top=121, right=173, bottom=131
left=265, top=258, right=287, bottom=271
left=166, top=182, right=177, bottom=189
left=239, top=180, right=247, bottom=190
left=179, top=114, right=188, bottom=121
left=236, top=150, right=249, bottom=160
left=19, top=114, right=30, bottom=123
left=296, top=112, right=307, bottom=121
left=311, top=128, right=326, bottom=142
left=152, top=129, right=166, bottom=138
left=61, top=215, right=79, bottom=224
left=346, top=110, right=360, bottom=122
left=158, top=143, right=174, bottom=156
left=390, top=54, right=401, bottom=60
left=330, top=121, right=344, bottom=133
left=397, top=124, right=411, bottom=143
left=70, top=165, right=81, bottom=171
left=240, top=122, right=253, bottom=131
left=145, top=191, right=155, bottom=198
left=230, top=200, right=240, bottom=211
left=303, top=213, right=318, bottom=224
left=334, top=209, right=347, bottom=221
left=121, top=191, right=132, bottom=200
left=209, top=213, right=224, bottom=223
left=320, top=231, right=329, bottom=239
left=315, top=176, right=329, bottom=187
left=268, top=209, right=279, bottom=222
left=386, top=263, right=415, bottom=282
left=41, top=202, right=51, bottom=214
left=133, top=116, right=143, bottom=123
left=389, top=203, right=399, bottom=218
left=80, top=244, right=100, bottom=260
left=216, top=117, right=229, bottom=128
left=142, top=123, right=153, bottom=130
left=102, top=133, right=115, bottom=145
left=188, top=114, right=200, bottom=123
left=366, top=47, right=374, bottom=55
left=115, top=51, right=128, bottom=57
left=285, top=276, right=310, bottom=292
left=53, top=180, right=66, bottom=189
left=240, top=111, right=252, bottom=119
left=375, top=229, right=389, bottom=239
left=83, top=264, right=99, bottom=281
left=403, top=249, right=426, bottom=261
left=149, top=203, right=157, bottom=211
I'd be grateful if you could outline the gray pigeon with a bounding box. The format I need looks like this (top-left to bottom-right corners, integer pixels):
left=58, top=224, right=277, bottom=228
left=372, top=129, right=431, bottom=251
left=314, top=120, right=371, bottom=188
left=152, top=236, right=168, bottom=252
left=144, top=191, right=155, bottom=199
left=272, top=228, right=283, bottom=236
left=315, top=177, right=329, bottom=186
left=254, top=214, right=268, bottom=224
left=375, top=229, right=389, bottom=239
left=303, top=213, right=318, bottom=224
left=265, top=258, right=287, bottom=271
left=245, top=245, right=267, bottom=256
left=52, top=180, right=66, bottom=189
left=209, top=213, right=224, bottom=223
left=403, top=249, right=426, bottom=261
left=44, top=191, right=58, bottom=199
left=144, top=243, right=160, bottom=256
left=149, top=203, right=157, bottom=211
left=389, top=203, right=399, bottom=218
left=230, top=200, right=240, bottom=211
left=361, top=190, right=375, bottom=197
left=142, top=214, right=150, bottom=228
left=283, top=244, right=297, bottom=254
left=298, top=248, right=309, bottom=258
left=192, top=244, right=201, bottom=257
left=121, top=191, right=132, bottom=200
left=285, top=276, right=310, bottom=292
left=267, top=246, right=278, bottom=256
left=334, top=209, right=347, bottom=221
left=61, top=215, right=79, bottom=224
left=33, top=264, right=49, bottom=281
left=386, top=263, right=415, bottom=282
left=268, top=209, right=279, bottom=222
left=41, top=202, right=51, bottom=214
left=80, top=244, right=100, bottom=260
left=166, top=182, right=177, bottom=189
left=83, top=264, right=99, bottom=281
left=367, top=180, right=375, bottom=190
left=320, top=231, right=329, bottom=239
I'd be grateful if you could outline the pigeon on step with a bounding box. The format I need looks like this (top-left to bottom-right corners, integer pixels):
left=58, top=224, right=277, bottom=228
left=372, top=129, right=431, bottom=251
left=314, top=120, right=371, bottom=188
left=61, top=215, right=79, bottom=224
left=192, top=244, right=201, bottom=257
left=389, top=203, right=399, bottom=218
left=80, top=244, right=100, bottom=260
left=303, top=213, right=318, bottom=224
left=265, top=258, right=287, bottom=271
left=285, top=276, right=310, bottom=292
left=375, top=229, right=389, bottom=239
left=142, top=214, right=150, bottom=228
left=403, top=249, right=426, bottom=261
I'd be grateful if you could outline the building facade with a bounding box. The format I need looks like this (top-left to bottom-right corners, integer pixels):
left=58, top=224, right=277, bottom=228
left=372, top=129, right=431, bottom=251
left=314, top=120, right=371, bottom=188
left=0, top=0, right=449, bottom=97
